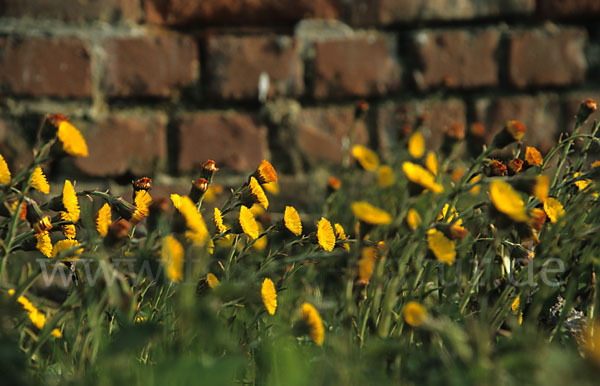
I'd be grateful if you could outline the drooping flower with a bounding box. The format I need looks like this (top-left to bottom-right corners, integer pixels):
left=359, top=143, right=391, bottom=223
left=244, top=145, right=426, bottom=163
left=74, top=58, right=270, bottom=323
left=241, top=177, right=269, bottom=210
left=0, top=153, right=10, bottom=185
left=52, top=239, right=83, bottom=261
left=403, top=301, right=426, bottom=327
left=171, top=194, right=210, bottom=245
left=376, top=165, right=395, bottom=187
left=284, top=206, right=302, bottom=236
left=334, top=223, right=350, bottom=251
left=300, top=302, right=324, bottom=346
left=213, top=207, right=228, bottom=234
left=402, top=162, right=443, bottom=193
left=524, top=146, right=543, bottom=167
left=239, top=205, right=259, bottom=239
left=206, top=273, right=220, bottom=289
left=351, top=145, right=379, bottom=171
left=544, top=197, right=565, bottom=223
left=31, top=167, right=50, bottom=194
left=317, top=217, right=335, bottom=252
left=36, top=231, right=52, bottom=258
left=57, top=119, right=88, bottom=157
left=62, top=180, right=80, bottom=223
left=261, top=278, right=277, bottom=315
left=425, top=152, right=438, bottom=175
left=252, top=160, right=278, bottom=184
left=161, top=235, right=184, bottom=283
left=427, top=228, right=456, bottom=265
left=351, top=201, right=392, bottom=225
left=489, top=180, right=528, bottom=223
left=96, top=203, right=111, bottom=237
left=406, top=208, right=421, bottom=230
left=408, top=132, right=425, bottom=159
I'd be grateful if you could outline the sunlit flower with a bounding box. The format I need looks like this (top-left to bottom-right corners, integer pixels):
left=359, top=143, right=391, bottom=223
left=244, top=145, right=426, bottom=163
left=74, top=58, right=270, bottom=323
left=351, top=201, right=392, bottom=225
left=60, top=212, right=76, bottom=239
left=524, top=146, right=543, bottom=168
left=489, top=180, right=528, bottom=223
left=31, top=167, right=49, bottom=194
left=425, top=152, right=438, bottom=175
left=161, top=235, right=184, bottom=283
left=206, top=273, right=220, bottom=289
left=239, top=205, right=259, bottom=239
left=96, top=203, right=111, bottom=237
left=351, top=145, right=379, bottom=171
left=334, top=223, right=350, bottom=251
left=357, top=246, right=377, bottom=284
left=544, top=197, right=565, bottom=223
left=252, top=160, right=278, bottom=184
left=300, top=302, right=324, bottom=345
left=52, top=239, right=83, bottom=260
left=51, top=329, right=62, bottom=338
left=36, top=231, right=52, bottom=258
left=213, top=207, right=228, bottom=234
left=132, top=190, right=151, bottom=224
left=242, top=177, right=269, bottom=210
left=376, top=165, right=395, bottom=187
left=284, top=206, right=302, bottom=236
left=402, top=162, right=443, bottom=193
left=406, top=208, right=421, bottom=230
left=408, top=132, right=425, bottom=158
left=0, top=153, right=10, bottom=185
left=403, top=301, right=426, bottom=327
left=317, top=217, right=335, bottom=252
left=171, top=194, right=210, bottom=245
left=261, top=278, right=277, bottom=315
left=57, top=119, right=88, bottom=157
left=62, top=180, right=80, bottom=223
left=427, top=228, right=456, bottom=265
left=263, top=182, right=279, bottom=195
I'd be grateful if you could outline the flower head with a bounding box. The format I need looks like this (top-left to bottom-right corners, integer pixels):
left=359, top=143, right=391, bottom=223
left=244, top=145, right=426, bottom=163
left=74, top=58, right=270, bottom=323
left=132, top=190, right=151, bottom=224
left=56, top=119, right=88, bottom=157
left=171, top=194, right=210, bottom=245
left=334, top=223, right=350, bottom=251
left=317, top=217, right=335, bottom=252
left=213, top=207, right=228, bottom=234
left=52, top=239, right=83, bottom=261
left=96, top=203, right=111, bottom=237
left=328, top=176, right=341, bottom=192
left=9, top=291, right=46, bottom=330
left=239, top=205, right=259, bottom=239
left=62, top=180, right=80, bottom=223
left=36, top=231, right=52, bottom=257
left=492, top=120, right=526, bottom=148
left=261, top=278, right=277, bottom=315
left=252, top=160, right=278, bottom=184
left=489, top=180, right=528, bottom=223
left=351, top=201, right=392, bottom=225
left=425, top=152, right=438, bottom=175
left=484, top=159, right=507, bottom=177
left=351, top=145, right=379, bottom=171
left=524, top=147, right=543, bottom=167
left=206, top=273, right=220, bottom=289
left=408, top=132, right=425, bottom=158
left=544, top=197, right=565, bottom=223
left=508, top=158, right=523, bottom=175
left=357, top=246, right=377, bottom=284
left=427, top=228, right=456, bottom=265
left=284, top=206, right=302, bottom=236
left=300, top=302, right=324, bottom=346
left=402, top=162, right=443, bottom=193
left=60, top=212, right=76, bottom=239
left=0, top=153, right=10, bottom=185
left=242, top=177, right=269, bottom=210
left=376, top=165, right=395, bottom=187
left=406, top=209, right=422, bottom=230
left=161, top=235, right=184, bottom=283
left=31, top=167, right=49, bottom=194
left=403, top=301, right=426, bottom=327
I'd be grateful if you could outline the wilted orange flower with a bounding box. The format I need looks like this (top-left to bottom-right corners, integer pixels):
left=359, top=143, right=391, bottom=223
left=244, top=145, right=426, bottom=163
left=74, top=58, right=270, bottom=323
left=31, top=167, right=49, bottom=194
left=239, top=205, right=259, bottom=239
left=427, top=228, right=456, bottom=265
left=406, top=208, right=421, bottom=230
left=543, top=197, right=565, bottom=223
left=300, top=302, right=324, bottom=346
left=334, top=223, right=350, bottom=251
left=449, top=223, right=468, bottom=240
left=36, top=231, right=52, bottom=258
left=402, top=162, right=443, bottom=193
left=403, top=301, right=426, bottom=327
left=351, top=145, right=379, bottom=171
left=485, top=159, right=507, bottom=177
left=408, top=132, right=425, bottom=158
left=489, top=180, right=528, bottom=223
left=425, top=152, right=438, bottom=175
left=52, top=239, right=83, bottom=261
left=351, top=201, right=392, bottom=225
left=261, top=278, right=277, bottom=315
left=206, top=273, right=220, bottom=289
left=0, top=153, right=10, bottom=185
left=57, top=119, right=88, bottom=157
left=252, top=160, right=278, bottom=184
left=161, top=235, right=184, bottom=283
left=96, top=203, right=111, bottom=237
left=376, top=165, right=395, bottom=187
left=62, top=180, right=80, bottom=223
left=284, top=206, right=302, bottom=236
left=317, top=217, right=335, bottom=252
left=524, top=147, right=543, bottom=167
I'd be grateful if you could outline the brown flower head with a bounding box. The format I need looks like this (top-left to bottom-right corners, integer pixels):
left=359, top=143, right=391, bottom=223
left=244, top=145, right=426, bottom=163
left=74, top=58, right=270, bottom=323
left=493, top=120, right=526, bottom=148
left=576, top=98, right=598, bottom=123
left=484, top=159, right=508, bottom=177
left=508, top=158, right=523, bottom=175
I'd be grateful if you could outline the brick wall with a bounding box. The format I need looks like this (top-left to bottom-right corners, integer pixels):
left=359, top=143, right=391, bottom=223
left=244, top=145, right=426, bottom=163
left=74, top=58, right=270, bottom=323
left=0, top=0, right=599, bottom=189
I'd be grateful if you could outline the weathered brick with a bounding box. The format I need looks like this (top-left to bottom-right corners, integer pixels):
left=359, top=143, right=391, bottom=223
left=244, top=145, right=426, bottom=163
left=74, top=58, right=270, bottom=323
left=507, top=28, right=587, bottom=89
left=473, top=95, right=560, bottom=153
left=0, top=37, right=92, bottom=98
left=74, top=113, right=167, bottom=177
left=538, top=0, right=600, bottom=18
left=102, top=34, right=198, bottom=98
left=297, top=106, right=368, bottom=164
left=376, top=99, right=467, bottom=149
left=0, top=0, right=140, bottom=23
left=412, top=29, right=499, bottom=90
left=350, top=0, right=534, bottom=26
left=313, top=35, right=401, bottom=99
left=205, top=35, right=303, bottom=100
left=144, top=0, right=340, bottom=25
left=177, top=112, right=268, bottom=173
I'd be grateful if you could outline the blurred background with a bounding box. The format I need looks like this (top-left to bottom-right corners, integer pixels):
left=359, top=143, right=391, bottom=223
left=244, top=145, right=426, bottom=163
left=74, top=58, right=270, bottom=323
left=0, top=0, right=599, bottom=210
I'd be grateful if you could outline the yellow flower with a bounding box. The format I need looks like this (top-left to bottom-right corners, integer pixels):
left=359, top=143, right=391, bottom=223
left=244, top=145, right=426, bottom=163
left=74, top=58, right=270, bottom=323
left=263, top=182, right=279, bottom=194
left=161, top=235, right=184, bottom=283
left=376, top=165, right=395, bottom=187
left=532, top=175, right=549, bottom=203
left=36, top=231, right=52, bottom=258
left=28, top=308, right=47, bottom=330
left=261, top=278, right=277, bottom=315
left=489, top=180, right=528, bottom=223
left=300, top=302, right=324, bottom=346
left=524, top=146, right=543, bottom=167
left=253, top=223, right=268, bottom=251
left=284, top=206, right=302, bottom=236
left=406, top=209, right=421, bottom=230
left=239, top=205, right=259, bottom=239
left=351, top=145, right=379, bottom=171
left=402, top=162, right=444, bottom=193
left=427, top=228, right=456, bottom=265
left=132, top=190, right=151, bottom=224
left=62, top=180, right=80, bottom=223
left=408, top=132, right=425, bottom=158
left=206, top=273, right=220, bottom=289
left=51, top=328, right=62, bottom=338
left=60, top=212, right=76, bottom=239
left=0, top=153, right=10, bottom=185
left=317, top=217, right=335, bottom=252
left=357, top=246, right=377, bottom=284
left=403, top=301, right=426, bottom=327
left=574, top=172, right=594, bottom=192
left=31, top=167, right=49, bottom=194
left=334, top=223, right=350, bottom=251
left=437, top=204, right=462, bottom=225
left=252, top=160, right=278, bottom=184
left=543, top=197, right=565, bottom=223
left=425, top=152, right=438, bottom=175
left=171, top=194, right=210, bottom=245
left=351, top=201, right=392, bottom=226
left=213, top=207, right=228, bottom=234
left=96, top=203, right=111, bottom=237
left=52, top=239, right=83, bottom=260
left=57, top=120, right=88, bottom=157
left=244, top=177, right=269, bottom=210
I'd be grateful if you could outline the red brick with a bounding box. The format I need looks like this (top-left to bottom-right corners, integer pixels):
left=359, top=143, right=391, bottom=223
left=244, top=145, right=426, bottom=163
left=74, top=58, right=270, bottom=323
left=350, top=0, right=535, bottom=26
left=102, top=34, right=198, bottom=98
left=0, top=37, right=92, bottom=98
left=473, top=95, right=560, bottom=153
left=376, top=99, right=466, bottom=149
left=0, top=0, right=140, bottom=23
left=144, top=0, right=340, bottom=25
left=205, top=35, right=303, bottom=100
left=412, top=29, right=499, bottom=90
left=297, top=106, right=368, bottom=164
left=177, top=112, right=268, bottom=173
left=74, top=113, right=167, bottom=177
left=313, top=36, right=401, bottom=99
left=538, top=0, right=600, bottom=18
left=507, top=28, right=587, bottom=89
